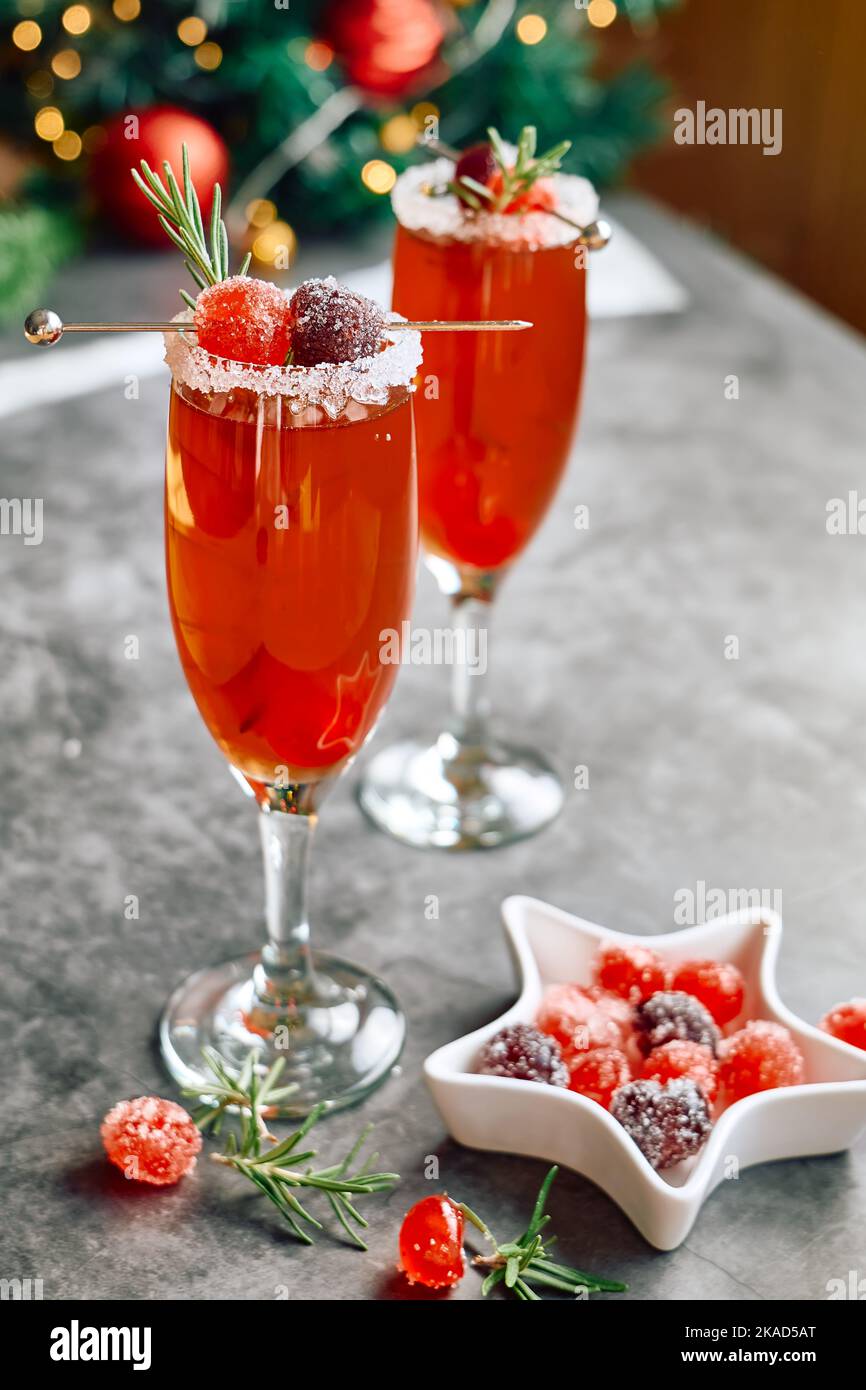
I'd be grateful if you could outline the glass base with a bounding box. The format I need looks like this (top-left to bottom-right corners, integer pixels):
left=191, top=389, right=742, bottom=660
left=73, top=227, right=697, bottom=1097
left=357, top=733, right=565, bottom=850
left=160, top=951, right=405, bottom=1117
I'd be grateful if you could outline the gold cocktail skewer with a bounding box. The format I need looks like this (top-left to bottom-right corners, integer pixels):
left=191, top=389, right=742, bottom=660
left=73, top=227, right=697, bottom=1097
left=23, top=310, right=532, bottom=346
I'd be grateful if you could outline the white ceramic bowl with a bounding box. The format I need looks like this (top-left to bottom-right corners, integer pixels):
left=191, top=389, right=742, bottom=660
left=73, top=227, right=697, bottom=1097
left=424, top=896, right=866, bottom=1250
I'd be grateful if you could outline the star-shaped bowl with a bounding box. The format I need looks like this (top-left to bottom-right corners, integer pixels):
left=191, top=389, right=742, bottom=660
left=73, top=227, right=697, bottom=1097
left=424, top=896, right=866, bottom=1249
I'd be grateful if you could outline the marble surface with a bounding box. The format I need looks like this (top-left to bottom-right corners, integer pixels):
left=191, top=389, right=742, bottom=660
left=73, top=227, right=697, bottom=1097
left=1, top=195, right=865, bottom=1302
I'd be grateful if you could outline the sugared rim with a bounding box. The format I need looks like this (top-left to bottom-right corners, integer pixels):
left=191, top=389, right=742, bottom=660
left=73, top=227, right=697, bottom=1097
left=164, top=307, right=422, bottom=416
left=392, top=157, right=600, bottom=250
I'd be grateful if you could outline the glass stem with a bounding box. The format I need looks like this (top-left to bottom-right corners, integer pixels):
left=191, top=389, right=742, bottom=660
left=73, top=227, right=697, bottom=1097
left=449, top=593, right=492, bottom=750
left=254, top=799, right=317, bottom=1007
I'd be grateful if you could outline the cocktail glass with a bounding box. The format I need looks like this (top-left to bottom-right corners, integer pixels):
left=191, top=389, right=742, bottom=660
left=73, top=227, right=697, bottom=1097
left=160, top=323, right=420, bottom=1114
left=359, top=161, right=599, bottom=849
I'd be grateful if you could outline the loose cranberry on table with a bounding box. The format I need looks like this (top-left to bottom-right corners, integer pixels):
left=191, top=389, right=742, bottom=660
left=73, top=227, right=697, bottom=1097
left=610, top=1078, right=713, bottom=1170
left=398, top=1195, right=465, bottom=1290
left=820, top=998, right=866, bottom=1051
left=595, top=941, right=669, bottom=1002
left=193, top=276, right=294, bottom=366
left=641, top=1040, right=720, bottom=1105
left=477, top=1023, right=569, bottom=1087
left=634, top=990, right=721, bottom=1056
left=718, top=1020, right=805, bottom=1101
left=672, top=959, right=745, bottom=1026
left=568, top=1046, right=632, bottom=1109
left=101, top=1096, right=202, bottom=1186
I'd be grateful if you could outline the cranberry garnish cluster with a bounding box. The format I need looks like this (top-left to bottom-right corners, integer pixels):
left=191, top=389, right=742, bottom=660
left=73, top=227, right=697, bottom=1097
left=476, top=942, right=819, bottom=1171
left=398, top=1167, right=625, bottom=1299
left=192, top=275, right=386, bottom=368
left=448, top=124, right=568, bottom=216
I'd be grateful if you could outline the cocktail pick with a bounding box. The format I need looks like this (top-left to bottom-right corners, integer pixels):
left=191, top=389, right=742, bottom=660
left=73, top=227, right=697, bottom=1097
left=23, top=309, right=531, bottom=346
left=417, top=135, right=612, bottom=251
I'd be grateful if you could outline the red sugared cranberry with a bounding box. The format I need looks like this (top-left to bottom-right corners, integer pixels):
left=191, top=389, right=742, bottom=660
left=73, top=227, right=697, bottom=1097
left=611, top=1078, right=712, bottom=1170
left=568, top=1047, right=631, bottom=1109
left=477, top=1023, right=568, bottom=1086
left=672, top=959, right=745, bottom=1026
left=398, top=1195, right=465, bottom=1290
left=193, top=276, right=293, bottom=366
left=536, top=983, right=622, bottom=1054
left=642, top=1040, right=720, bottom=1105
left=101, top=1096, right=202, bottom=1186
left=595, top=942, right=670, bottom=1003
left=820, top=998, right=866, bottom=1051
left=718, top=1020, right=805, bottom=1101
left=288, top=276, right=385, bottom=367
left=454, top=142, right=498, bottom=192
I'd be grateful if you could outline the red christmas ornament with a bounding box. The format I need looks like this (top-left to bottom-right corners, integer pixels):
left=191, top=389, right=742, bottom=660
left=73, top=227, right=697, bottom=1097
left=90, top=106, right=228, bottom=248
left=326, top=0, right=445, bottom=98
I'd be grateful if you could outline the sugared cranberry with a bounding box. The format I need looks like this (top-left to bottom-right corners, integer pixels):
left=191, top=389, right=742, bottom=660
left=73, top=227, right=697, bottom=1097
left=536, top=984, right=622, bottom=1054
left=820, top=998, right=866, bottom=1051
left=288, top=276, right=385, bottom=366
left=595, top=942, right=669, bottom=1003
left=398, top=1195, right=465, bottom=1290
left=568, top=1047, right=631, bottom=1109
left=454, top=142, right=498, bottom=192
left=193, top=276, right=293, bottom=366
left=672, top=959, right=745, bottom=1026
left=642, top=1040, right=720, bottom=1105
left=718, top=1020, right=805, bottom=1101
left=611, top=1078, right=712, bottom=1170
left=477, top=1023, right=568, bottom=1086
left=635, top=991, right=721, bottom=1056
left=101, top=1096, right=202, bottom=1186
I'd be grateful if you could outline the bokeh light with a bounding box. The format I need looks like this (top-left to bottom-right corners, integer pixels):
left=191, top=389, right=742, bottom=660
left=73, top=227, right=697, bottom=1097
left=62, top=5, right=91, bottom=35
left=177, top=16, right=207, bottom=46
left=51, top=49, right=82, bottom=79
left=251, top=221, right=297, bottom=268
left=12, top=20, right=42, bottom=49
left=194, top=41, right=222, bottom=70
left=34, top=106, right=64, bottom=141
left=361, top=160, right=397, bottom=195
left=113, top=0, right=141, bottom=18
left=304, top=41, right=333, bottom=71
left=54, top=129, right=82, bottom=161
left=516, top=14, right=547, bottom=45
left=380, top=114, right=417, bottom=154
left=245, top=199, right=277, bottom=229
left=587, top=0, right=617, bottom=28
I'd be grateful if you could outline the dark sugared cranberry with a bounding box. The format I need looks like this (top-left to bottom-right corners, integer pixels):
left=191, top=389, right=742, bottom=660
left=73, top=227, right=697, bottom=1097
left=288, top=276, right=386, bottom=367
left=611, top=1078, right=712, bottom=1169
left=477, top=1023, right=568, bottom=1087
left=634, top=991, right=721, bottom=1056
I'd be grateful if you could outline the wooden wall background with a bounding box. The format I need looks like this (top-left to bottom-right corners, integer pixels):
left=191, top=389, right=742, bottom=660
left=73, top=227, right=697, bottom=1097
left=616, top=0, right=866, bottom=335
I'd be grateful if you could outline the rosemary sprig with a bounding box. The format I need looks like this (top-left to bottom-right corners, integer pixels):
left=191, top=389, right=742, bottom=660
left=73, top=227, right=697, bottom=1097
left=448, top=124, right=572, bottom=215
left=461, top=1166, right=626, bottom=1301
left=213, top=1102, right=400, bottom=1249
left=183, top=1047, right=298, bottom=1156
left=131, top=143, right=251, bottom=310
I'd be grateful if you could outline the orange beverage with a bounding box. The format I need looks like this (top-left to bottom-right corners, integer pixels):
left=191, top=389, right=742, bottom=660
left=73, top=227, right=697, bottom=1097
left=392, top=224, right=586, bottom=574
left=165, top=380, right=417, bottom=785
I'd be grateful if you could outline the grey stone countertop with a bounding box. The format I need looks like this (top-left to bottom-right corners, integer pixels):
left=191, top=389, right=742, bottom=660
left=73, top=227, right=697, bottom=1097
left=1, top=195, right=864, bottom=1301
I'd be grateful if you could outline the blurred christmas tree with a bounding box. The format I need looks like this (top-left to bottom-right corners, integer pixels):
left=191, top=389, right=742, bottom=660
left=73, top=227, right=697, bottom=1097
left=0, top=0, right=680, bottom=315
